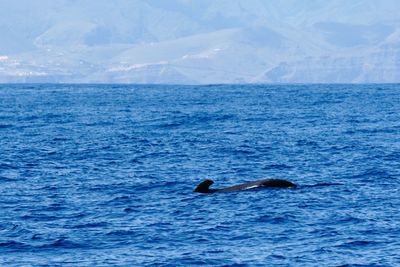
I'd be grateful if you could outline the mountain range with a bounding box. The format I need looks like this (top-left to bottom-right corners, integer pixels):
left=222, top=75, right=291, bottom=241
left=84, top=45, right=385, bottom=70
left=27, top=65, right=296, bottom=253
left=1, top=0, right=400, bottom=83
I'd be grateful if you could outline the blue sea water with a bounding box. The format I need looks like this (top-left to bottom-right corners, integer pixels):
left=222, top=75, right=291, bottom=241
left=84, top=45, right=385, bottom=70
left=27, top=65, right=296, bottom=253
left=0, top=84, right=400, bottom=266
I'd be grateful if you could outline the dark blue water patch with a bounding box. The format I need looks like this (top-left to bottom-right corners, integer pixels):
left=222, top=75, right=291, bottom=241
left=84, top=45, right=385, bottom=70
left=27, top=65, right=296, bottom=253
left=0, top=176, right=15, bottom=182
left=1, top=84, right=400, bottom=266
left=68, top=222, right=110, bottom=229
left=335, top=240, right=380, bottom=249
left=0, top=241, right=32, bottom=250
left=105, top=229, right=142, bottom=237
left=338, top=265, right=383, bottom=267
left=349, top=168, right=394, bottom=181
left=0, top=124, right=14, bottom=129
left=38, top=238, right=88, bottom=249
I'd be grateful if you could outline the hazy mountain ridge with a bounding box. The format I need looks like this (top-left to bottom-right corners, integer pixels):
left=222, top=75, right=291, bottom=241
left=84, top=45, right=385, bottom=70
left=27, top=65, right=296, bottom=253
left=1, top=0, right=399, bottom=83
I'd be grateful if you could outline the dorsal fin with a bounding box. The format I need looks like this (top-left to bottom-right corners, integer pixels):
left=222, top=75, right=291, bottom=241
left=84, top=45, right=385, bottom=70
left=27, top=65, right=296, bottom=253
left=194, top=179, right=214, bottom=193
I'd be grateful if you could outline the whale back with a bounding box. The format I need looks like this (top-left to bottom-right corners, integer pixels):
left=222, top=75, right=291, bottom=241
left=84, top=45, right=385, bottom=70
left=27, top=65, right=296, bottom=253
left=194, top=179, right=215, bottom=193
left=261, top=179, right=297, bottom=188
left=194, top=178, right=296, bottom=193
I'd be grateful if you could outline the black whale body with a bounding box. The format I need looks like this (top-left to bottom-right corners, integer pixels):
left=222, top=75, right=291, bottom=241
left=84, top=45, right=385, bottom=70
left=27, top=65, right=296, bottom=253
left=194, top=179, right=297, bottom=193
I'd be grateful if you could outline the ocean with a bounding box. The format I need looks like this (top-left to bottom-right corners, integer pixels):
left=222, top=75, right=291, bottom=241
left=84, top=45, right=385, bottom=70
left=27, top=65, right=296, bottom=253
left=1, top=84, right=400, bottom=266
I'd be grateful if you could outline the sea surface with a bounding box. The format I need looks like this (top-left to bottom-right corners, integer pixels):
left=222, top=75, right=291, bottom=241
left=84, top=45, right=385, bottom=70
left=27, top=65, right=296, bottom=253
left=1, top=84, right=400, bottom=266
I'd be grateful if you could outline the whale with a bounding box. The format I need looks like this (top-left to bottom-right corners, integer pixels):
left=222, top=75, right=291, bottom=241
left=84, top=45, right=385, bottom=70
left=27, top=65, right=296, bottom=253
left=194, top=179, right=297, bottom=193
